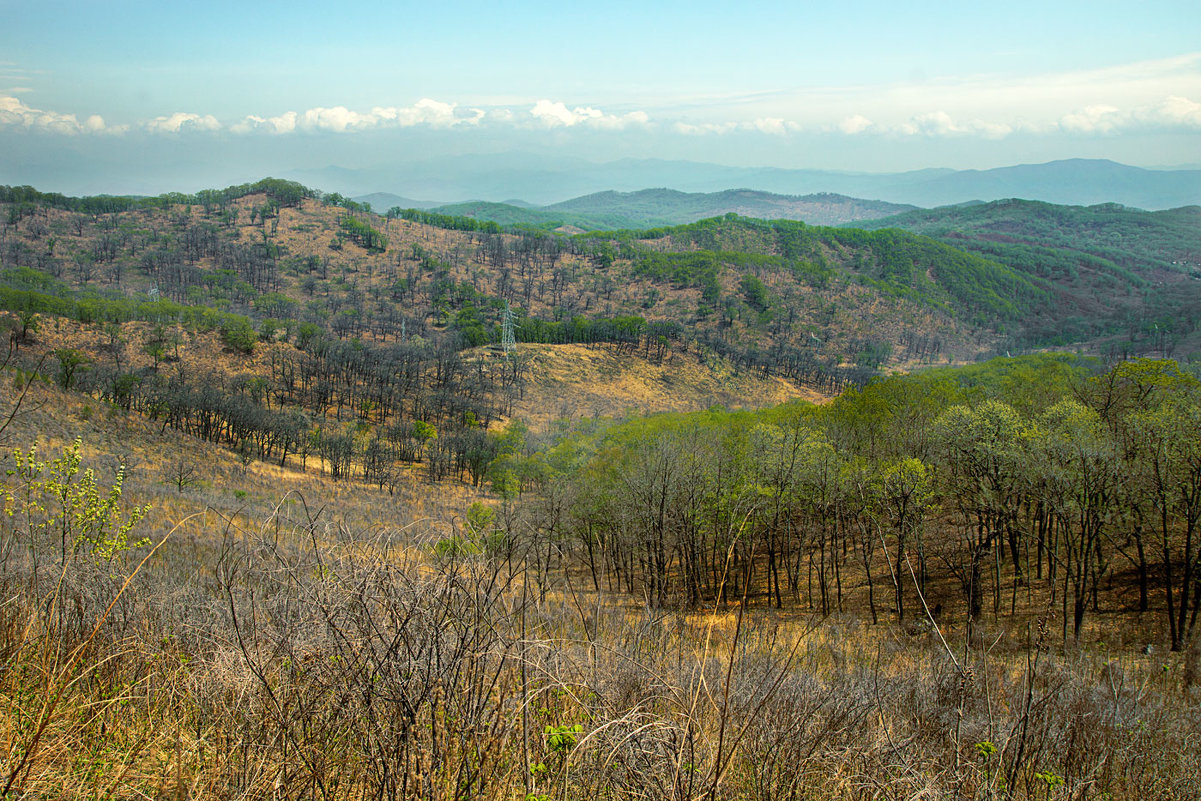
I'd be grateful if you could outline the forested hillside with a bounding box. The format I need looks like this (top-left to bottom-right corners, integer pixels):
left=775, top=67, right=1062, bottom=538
left=2, top=180, right=1195, bottom=496
left=851, top=199, right=1201, bottom=355
left=511, top=354, right=1201, bottom=648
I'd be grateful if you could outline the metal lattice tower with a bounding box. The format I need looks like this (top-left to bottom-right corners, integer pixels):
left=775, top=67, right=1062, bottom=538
left=501, top=302, right=516, bottom=355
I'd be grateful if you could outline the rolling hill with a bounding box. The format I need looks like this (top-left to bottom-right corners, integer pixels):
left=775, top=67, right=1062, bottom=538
left=541, top=188, right=916, bottom=228
left=849, top=199, right=1201, bottom=354
left=2, top=176, right=1196, bottom=495
left=401, top=190, right=917, bottom=232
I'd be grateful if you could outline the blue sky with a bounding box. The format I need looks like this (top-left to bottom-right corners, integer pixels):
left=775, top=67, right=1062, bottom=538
left=2, top=0, right=1199, bottom=196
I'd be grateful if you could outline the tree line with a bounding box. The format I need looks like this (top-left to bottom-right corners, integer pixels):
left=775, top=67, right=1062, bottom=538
left=503, top=355, right=1201, bottom=649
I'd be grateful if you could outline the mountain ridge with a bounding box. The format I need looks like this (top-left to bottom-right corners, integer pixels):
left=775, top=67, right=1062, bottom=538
left=405, top=188, right=916, bottom=230
left=317, top=157, right=1201, bottom=209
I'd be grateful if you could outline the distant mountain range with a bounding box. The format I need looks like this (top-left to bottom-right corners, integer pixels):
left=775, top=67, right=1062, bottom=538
left=316, top=156, right=1201, bottom=210
left=545, top=189, right=915, bottom=228
left=364, top=189, right=916, bottom=230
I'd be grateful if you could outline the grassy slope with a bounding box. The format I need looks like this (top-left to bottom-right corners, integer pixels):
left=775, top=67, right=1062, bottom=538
left=502, top=342, right=827, bottom=431
left=0, top=355, right=1196, bottom=799
left=1, top=188, right=1002, bottom=373
left=0, top=188, right=1198, bottom=795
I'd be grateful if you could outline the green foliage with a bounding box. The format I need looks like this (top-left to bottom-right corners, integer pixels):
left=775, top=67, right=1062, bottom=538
left=219, top=316, right=258, bottom=354
left=434, top=502, right=506, bottom=560
left=54, top=348, right=89, bottom=390
left=974, top=740, right=998, bottom=760
left=423, top=200, right=627, bottom=232
left=0, top=177, right=315, bottom=214
left=591, top=213, right=1049, bottom=331
left=4, top=438, right=150, bottom=564
left=630, top=250, right=723, bottom=304
left=411, top=420, right=437, bottom=443
left=465, top=501, right=496, bottom=535
left=739, top=273, right=769, bottom=312
left=1034, top=770, right=1065, bottom=793
left=394, top=208, right=502, bottom=234
left=544, top=723, right=583, bottom=753
left=854, top=199, right=1199, bottom=277
left=337, top=215, right=388, bottom=252
left=848, top=199, right=1200, bottom=347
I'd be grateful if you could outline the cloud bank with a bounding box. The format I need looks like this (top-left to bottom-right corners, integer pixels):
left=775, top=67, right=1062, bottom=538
left=2, top=54, right=1198, bottom=146
left=0, top=95, right=123, bottom=135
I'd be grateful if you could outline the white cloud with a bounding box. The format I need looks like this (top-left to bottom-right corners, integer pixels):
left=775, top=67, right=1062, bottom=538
left=530, top=99, right=648, bottom=129
left=231, top=110, right=298, bottom=134
left=751, top=117, right=788, bottom=135
left=891, top=111, right=1012, bottom=139
left=1059, top=104, right=1122, bottom=133
left=839, top=114, right=874, bottom=134
left=673, top=121, right=738, bottom=135
left=232, top=99, right=480, bottom=134
left=0, top=94, right=98, bottom=134
left=673, top=118, right=803, bottom=136
left=1058, top=95, right=1201, bottom=134
left=592, top=109, right=648, bottom=130
left=374, top=98, right=466, bottom=128
left=6, top=63, right=1197, bottom=149
left=145, top=112, right=221, bottom=134
left=531, top=100, right=595, bottom=126
left=661, top=52, right=1201, bottom=142
left=298, top=106, right=371, bottom=132
left=1155, top=95, right=1201, bottom=127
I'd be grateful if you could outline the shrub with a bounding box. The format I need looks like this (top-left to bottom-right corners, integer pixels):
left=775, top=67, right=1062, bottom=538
left=219, top=316, right=257, bottom=354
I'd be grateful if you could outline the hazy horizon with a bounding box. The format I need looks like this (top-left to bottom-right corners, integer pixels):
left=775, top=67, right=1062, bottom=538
left=3, top=0, right=1199, bottom=197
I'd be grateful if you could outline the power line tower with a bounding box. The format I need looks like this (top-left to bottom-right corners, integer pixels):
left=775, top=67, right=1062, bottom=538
left=501, top=302, right=516, bottom=355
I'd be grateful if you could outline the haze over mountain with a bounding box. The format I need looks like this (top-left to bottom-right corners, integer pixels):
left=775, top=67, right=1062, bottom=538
left=331, top=157, right=1201, bottom=211
left=381, top=190, right=915, bottom=231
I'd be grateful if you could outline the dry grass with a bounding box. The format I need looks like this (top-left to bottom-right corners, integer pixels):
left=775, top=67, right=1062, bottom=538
left=0, top=481, right=1197, bottom=799
left=498, top=343, right=828, bottom=433
left=1, top=358, right=1198, bottom=799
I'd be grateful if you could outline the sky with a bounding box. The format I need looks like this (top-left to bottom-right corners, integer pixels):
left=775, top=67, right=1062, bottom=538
left=2, top=0, right=1199, bottom=197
